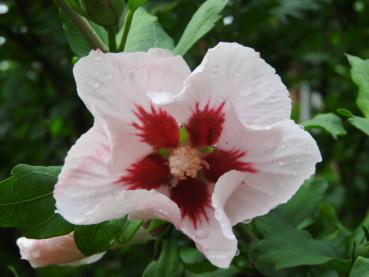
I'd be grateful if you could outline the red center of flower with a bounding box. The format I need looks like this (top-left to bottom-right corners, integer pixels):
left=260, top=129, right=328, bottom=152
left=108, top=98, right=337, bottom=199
left=119, top=102, right=256, bottom=227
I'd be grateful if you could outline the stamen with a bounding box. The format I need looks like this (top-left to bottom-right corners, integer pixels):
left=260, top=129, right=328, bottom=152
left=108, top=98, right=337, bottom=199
left=169, top=146, right=203, bottom=180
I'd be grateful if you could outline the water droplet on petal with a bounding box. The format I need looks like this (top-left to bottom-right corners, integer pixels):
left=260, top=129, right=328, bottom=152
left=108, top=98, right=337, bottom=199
left=295, top=158, right=300, bottom=163
left=195, top=227, right=209, bottom=239
left=211, top=65, right=219, bottom=79
left=104, top=73, right=113, bottom=80
left=93, top=55, right=102, bottom=61
left=31, top=250, right=41, bottom=258
left=281, top=144, right=286, bottom=149
left=93, top=82, right=101, bottom=88
left=242, top=219, right=251, bottom=224
left=235, top=249, right=240, bottom=256
left=278, top=161, right=285, bottom=166
left=293, top=171, right=298, bottom=176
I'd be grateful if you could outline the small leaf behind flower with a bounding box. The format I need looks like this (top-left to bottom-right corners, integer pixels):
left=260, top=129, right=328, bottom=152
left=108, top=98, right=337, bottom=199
left=142, top=239, right=185, bottom=277
left=124, top=8, right=174, bottom=52
left=252, top=213, right=344, bottom=270
left=347, top=55, right=369, bottom=118
left=174, top=0, right=228, bottom=56
left=348, top=116, right=369, bottom=136
left=302, top=113, right=347, bottom=139
left=349, top=257, right=369, bottom=277
left=74, top=217, right=143, bottom=256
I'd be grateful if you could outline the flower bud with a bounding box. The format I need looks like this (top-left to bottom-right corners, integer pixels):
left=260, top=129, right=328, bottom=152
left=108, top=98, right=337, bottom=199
left=16, top=233, right=103, bottom=268
left=80, top=0, right=125, bottom=26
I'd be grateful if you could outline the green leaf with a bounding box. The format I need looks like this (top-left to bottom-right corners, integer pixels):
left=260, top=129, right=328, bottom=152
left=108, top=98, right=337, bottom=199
left=0, top=164, right=74, bottom=238
left=124, top=8, right=174, bottom=52
left=348, top=116, right=369, bottom=136
left=347, top=55, right=369, bottom=118
left=128, top=0, right=148, bottom=11
left=180, top=247, right=217, bottom=274
left=277, top=179, right=328, bottom=227
left=337, top=108, right=354, bottom=118
left=302, top=113, right=347, bottom=139
left=65, top=0, right=86, bottom=16
left=348, top=211, right=369, bottom=258
left=142, top=239, right=185, bottom=277
left=349, top=257, right=369, bottom=277
left=252, top=213, right=343, bottom=270
left=174, top=0, right=228, bottom=56
left=74, top=217, right=142, bottom=256
left=145, top=219, right=167, bottom=233
left=60, top=11, right=108, bottom=57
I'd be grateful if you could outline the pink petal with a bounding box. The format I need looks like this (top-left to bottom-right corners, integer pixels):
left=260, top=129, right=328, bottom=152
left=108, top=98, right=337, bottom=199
left=54, top=123, right=124, bottom=224
left=214, top=107, right=322, bottom=225
left=74, top=49, right=190, bottom=124
left=164, top=42, right=291, bottom=127
left=16, top=233, right=103, bottom=268
left=73, top=49, right=189, bottom=173
left=179, top=207, right=237, bottom=269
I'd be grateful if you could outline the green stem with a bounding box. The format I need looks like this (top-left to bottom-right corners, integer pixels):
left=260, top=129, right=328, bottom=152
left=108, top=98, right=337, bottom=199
left=108, top=25, right=117, bottom=52
left=235, top=224, right=258, bottom=243
left=118, top=8, right=135, bottom=51
left=56, top=0, right=108, bottom=52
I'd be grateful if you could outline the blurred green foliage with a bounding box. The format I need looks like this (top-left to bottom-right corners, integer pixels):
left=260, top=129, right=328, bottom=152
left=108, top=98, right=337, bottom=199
left=1, top=0, right=369, bottom=276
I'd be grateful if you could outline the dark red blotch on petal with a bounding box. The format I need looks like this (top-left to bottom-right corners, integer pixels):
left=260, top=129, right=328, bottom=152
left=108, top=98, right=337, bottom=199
left=170, top=178, right=210, bottom=228
left=120, top=153, right=170, bottom=190
left=186, top=102, right=225, bottom=147
left=132, top=105, right=179, bottom=149
left=204, top=149, right=256, bottom=183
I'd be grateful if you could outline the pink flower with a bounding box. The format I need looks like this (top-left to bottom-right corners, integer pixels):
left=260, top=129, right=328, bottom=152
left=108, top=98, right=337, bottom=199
left=54, top=42, right=321, bottom=268
left=16, top=233, right=103, bottom=268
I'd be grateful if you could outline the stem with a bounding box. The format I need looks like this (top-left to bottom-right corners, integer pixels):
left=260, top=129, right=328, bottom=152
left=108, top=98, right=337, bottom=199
left=108, top=25, right=117, bottom=52
left=235, top=224, right=258, bottom=243
left=152, top=224, right=172, bottom=259
left=118, top=8, right=134, bottom=51
left=55, top=0, right=108, bottom=52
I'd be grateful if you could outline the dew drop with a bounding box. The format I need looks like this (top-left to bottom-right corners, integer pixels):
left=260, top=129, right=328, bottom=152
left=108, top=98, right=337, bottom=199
left=211, top=65, right=219, bottom=79
left=104, top=73, right=113, bottom=80
left=278, top=161, right=285, bottom=166
left=306, top=144, right=312, bottom=149
left=31, top=250, right=41, bottom=258
left=235, top=249, right=240, bottom=256
left=195, top=228, right=209, bottom=239
left=93, top=82, right=101, bottom=88
left=293, top=171, right=298, bottom=176
left=234, top=71, right=240, bottom=78
left=295, top=158, right=300, bottom=163
left=93, top=55, right=102, bottom=61
left=242, top=219, right=251, bottom=224
left=281, top=144, right=286, bottom=149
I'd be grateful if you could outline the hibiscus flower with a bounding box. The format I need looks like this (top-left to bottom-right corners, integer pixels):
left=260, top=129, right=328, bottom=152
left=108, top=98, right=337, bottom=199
left=54, top=42, right=321, bottom=268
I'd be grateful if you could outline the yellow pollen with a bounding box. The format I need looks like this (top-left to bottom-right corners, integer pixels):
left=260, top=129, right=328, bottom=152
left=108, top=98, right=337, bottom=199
left=169, top=146, right=203, bottom=180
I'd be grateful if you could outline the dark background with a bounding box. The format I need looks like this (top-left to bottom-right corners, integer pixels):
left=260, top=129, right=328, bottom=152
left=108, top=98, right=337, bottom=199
left=1, top=0, right=369, bottom=276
